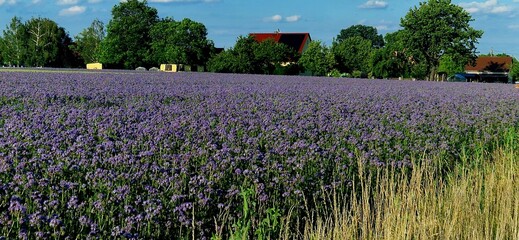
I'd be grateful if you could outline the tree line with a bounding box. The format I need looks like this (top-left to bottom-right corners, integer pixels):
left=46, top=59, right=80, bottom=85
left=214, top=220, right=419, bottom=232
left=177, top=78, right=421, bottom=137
left=0, top=0, right=214, bottom=70
left=0, top=0, right=518, bottom=81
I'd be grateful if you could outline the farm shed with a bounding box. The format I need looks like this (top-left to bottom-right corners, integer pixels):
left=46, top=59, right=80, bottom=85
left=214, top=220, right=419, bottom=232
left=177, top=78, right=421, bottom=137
left=160, top=64, right=178, bottom=72
left=86, top=63, right=102, bottom=70
left=464, top=56, right=513, bottom=83
left=160, top=64, right=204, bottom=72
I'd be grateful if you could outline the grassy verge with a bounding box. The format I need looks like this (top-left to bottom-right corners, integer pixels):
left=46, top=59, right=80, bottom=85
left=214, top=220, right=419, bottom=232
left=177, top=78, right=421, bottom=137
left=302, top=128, right=518, bottom=240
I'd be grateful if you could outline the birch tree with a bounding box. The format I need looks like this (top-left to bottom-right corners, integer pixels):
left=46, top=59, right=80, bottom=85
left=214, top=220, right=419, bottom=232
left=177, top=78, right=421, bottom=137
left=25, top=17, right=60, bottom=67
left=1, top=16, right=26, bottom=67
left=71, top=19, right=105, bottom=64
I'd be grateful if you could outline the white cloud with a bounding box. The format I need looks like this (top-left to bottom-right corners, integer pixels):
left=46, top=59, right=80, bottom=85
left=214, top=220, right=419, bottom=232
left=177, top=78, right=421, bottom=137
left=508, top=24, right=519, bottom=29
left=490, top=5, right=510, bottom=13
left=264, top=14, right=302, bottom=23
left=459, top=0, right=513, bottom=14
left=375, top=25, right=389, bottom=31
left=0, top=0, right=17, bottom=5
left=57, top=0, right=78, bottom=5
left=265, top=14, right=283, bottom=22
left=285, top=15, right=301, bottom=22
left=59, top=5, right=86, bottom=16
left=359, top=0, right=388, bottom=9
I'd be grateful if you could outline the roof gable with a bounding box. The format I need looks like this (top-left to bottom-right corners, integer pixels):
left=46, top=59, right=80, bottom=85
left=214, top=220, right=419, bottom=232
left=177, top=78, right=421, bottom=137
left=249, top=32, right=311, bottom=54
left=465, top=56, right=513, bottom=72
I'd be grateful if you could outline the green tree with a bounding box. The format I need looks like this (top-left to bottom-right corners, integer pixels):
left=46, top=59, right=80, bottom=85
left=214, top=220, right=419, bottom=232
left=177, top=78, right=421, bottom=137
left=50, top=26, right=80, bottom=68
left=206, top=50, right=236, bottom=73
left=1, top=16, right=27, bottom=67
left=25, top=17, right=62, bottom=67
left=253, top=39, right=296, bottom=74
left=149, top=18, right=214, bottom=66
left=371, top=32, right=404, bottom=79
left=509, top=58, right=519, bottom=83
left=100, top=0, right=158, bottom=69
left=332, top=36, right=373, bottom=76
left=227, top=35, right=256, bottom=73
left=207, top=36, right=256, bottom=73
left=438, top=54, right=465, bottom=78
left=298, top=41, right=335, bottom=76
left=370, top=30, right=432, bottom=79
left=400, top=0, right=483, bottom=81
left=207, top=36, right=295, bottom=74
left=72, top=19, right=105, bottom=65
left=0, top=38, right=3, bottom=65
left=370, top=47, right=394, bottom=79
left=336, top=24, right=384, bottom=48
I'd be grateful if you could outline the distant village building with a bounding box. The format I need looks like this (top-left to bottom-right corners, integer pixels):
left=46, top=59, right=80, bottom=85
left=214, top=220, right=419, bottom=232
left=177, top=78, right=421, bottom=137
left=464, top=56, right=512, bottom=83
left=249, top=32, right=312, bottom=55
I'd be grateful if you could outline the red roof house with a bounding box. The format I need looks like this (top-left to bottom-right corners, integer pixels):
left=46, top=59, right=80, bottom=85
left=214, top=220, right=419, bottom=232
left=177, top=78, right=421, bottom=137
left=249, top=32, right=311, bottom=54
left=465, top=56, right=512, bottom=73
left=464, top=56, right=513, bottom=83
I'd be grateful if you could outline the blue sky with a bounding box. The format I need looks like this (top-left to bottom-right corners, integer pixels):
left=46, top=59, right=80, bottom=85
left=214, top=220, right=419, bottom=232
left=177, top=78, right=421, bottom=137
left=1, top=0, right=519, bottom=57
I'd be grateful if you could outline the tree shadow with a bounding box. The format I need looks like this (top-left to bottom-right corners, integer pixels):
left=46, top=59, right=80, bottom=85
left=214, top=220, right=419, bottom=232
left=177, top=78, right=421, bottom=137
left=483, top=61, right=507, bottom=72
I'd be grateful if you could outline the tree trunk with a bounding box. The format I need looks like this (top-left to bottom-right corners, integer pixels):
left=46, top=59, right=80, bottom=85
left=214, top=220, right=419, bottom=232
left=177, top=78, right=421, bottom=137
left=429, top=66, right=438, bottom=81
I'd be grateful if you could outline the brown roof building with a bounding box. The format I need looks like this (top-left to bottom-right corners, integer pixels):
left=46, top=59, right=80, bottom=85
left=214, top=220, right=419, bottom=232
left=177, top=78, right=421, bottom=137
left=464, top=56, right=513, bottom=83
left=249, top=32, right=311, bottom=54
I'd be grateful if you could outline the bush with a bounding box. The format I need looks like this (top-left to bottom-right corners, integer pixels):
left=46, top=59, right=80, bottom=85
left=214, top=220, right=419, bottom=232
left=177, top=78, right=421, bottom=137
left=352, top=70, right=363, bottom=78
left=273, top=63, right=300, bottom=76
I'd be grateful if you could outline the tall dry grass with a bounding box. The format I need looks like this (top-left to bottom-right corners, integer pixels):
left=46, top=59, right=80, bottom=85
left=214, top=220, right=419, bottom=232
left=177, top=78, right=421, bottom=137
left=303, top=131, right=518, bottom=240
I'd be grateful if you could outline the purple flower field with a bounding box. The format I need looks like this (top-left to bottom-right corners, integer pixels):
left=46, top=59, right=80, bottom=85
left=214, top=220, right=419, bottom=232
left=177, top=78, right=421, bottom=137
left=0, top=71, right=518, bottom=239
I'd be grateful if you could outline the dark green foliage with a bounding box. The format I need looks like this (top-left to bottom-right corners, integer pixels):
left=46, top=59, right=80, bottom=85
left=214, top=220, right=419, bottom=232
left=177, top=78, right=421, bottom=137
left=370, top=30, right=423, bottom=79
left=336, top=24, right=384, bottom=48
left=207, top=36, right=296, bottom=74
left=332, top=36, right=373, bottom=75
left=100, top=0, right=159, bottom=69
left=149, top=18, right=214, bottom=66
left=371, top=31, right=405, bottom=78
left=253, top=39, right=298, bottom=74
left=273, top=63, right=300, bottom=76
left=370, top=47, right=393, bottom=79
left=206, top=49, right=242, bottom=73
left=298, top=41, right=335, bottom=76
left=207, top=36, right=256, bottom=73
left=49, top=27, right=81, bottom=68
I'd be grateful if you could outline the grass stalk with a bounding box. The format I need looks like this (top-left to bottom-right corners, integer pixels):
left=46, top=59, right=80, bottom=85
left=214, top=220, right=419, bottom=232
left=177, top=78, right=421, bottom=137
left=302, top=133, right=519, bottom=240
